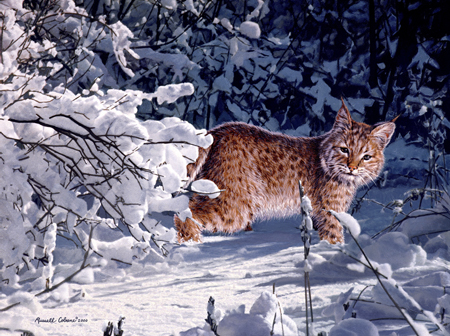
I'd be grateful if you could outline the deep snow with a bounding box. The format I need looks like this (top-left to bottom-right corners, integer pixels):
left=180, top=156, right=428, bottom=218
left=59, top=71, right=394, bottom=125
left=2, top=200, right=449, bottom=336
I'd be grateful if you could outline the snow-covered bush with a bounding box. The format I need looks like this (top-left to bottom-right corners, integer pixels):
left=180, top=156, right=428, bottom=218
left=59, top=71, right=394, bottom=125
left=95, top=0, right=450, bottom=140
left=329, top=318, right=379, bottom=336
left=180, top=291, right=298, bottom=336
left=0, top=0, right=212, bottom=298
left=299, top=181, right=314, bottom=333
left=325, top=210, right=449, bottom=335
left=103, top=316, right=125, bottom=336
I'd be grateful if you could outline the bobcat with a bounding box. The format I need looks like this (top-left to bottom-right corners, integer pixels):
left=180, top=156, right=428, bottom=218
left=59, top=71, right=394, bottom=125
left=174, top=101, right=395, bottom=244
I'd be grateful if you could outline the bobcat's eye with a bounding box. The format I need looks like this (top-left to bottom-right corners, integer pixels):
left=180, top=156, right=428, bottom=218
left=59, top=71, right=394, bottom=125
left=340, top=147, right=349, bottom=154
left=363, top=154, right=372, bottom=161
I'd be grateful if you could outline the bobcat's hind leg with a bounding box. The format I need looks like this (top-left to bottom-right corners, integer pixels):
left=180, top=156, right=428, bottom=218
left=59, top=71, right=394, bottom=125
left=174, top=215, right=202, bottom=242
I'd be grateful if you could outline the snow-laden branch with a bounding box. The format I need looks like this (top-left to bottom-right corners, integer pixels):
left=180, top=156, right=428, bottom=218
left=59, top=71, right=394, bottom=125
left=0, top=0, right=214, bottom=295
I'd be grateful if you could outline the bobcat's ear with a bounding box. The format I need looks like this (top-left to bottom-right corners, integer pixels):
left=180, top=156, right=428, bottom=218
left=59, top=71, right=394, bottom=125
left=371, top=122, right=395, bottom=149
left=333, top=99, right=352, bottom=130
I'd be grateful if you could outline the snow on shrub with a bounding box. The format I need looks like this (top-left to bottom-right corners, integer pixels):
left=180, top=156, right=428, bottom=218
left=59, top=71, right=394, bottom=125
left=397, top=194, right=450, bottom=242
left=331, top=231, right=426, bottom=276
left=0, top=0, right=213, bottom=298
left=329, top=318, right=379, bottom=336
left=180, top=291, right=298, bottom=336
left=239, top=21, right=261, bottom=39
left=0, top=312, right=46, bottom=336
left=322, top=287, right=354, bottom=323
left=363, top=232, right=426, bottom=270
left=324, top=210, right=449, bottom=335
left=423, top=231, right=450, bottom=260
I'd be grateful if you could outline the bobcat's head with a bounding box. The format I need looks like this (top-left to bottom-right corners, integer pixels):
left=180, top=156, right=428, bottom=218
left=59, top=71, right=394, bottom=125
left=320, top=101, right=395, bottom=187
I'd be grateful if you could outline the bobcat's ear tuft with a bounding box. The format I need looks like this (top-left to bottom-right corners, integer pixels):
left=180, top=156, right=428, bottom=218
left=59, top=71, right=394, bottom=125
left=371, top=122, right=395, bottom=149
left=333, top=99, right=352, bottom=130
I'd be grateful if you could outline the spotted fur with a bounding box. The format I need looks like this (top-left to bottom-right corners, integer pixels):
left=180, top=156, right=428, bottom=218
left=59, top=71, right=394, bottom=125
left=174, top=101, right=395, bottom=244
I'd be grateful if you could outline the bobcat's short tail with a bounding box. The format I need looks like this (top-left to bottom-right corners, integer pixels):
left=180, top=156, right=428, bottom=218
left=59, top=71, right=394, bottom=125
left=185, top=145, right=211, bottom=187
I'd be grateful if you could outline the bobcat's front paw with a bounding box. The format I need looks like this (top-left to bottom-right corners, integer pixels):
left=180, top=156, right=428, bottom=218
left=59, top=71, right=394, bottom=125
left=174, top=215, right=202, bottom=243
left=314, top=214, right=344, bottom=244
left=320, top=228, right=344, bottom=244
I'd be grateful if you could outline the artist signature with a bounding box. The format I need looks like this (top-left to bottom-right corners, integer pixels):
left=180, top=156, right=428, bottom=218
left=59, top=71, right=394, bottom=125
left=35, top=317, right=88, bottom=324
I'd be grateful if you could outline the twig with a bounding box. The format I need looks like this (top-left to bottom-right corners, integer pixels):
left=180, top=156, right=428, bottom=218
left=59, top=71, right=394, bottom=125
left=372, top=208, right=449, bottom=239
left=205, top=296, right=219, bottom=336
left=270, top=311, right=277, bottom=336
left=304, top=273, right=309, bottom=336
left=273, top=283, right=285, bottom=336
left=306, top=272, right=313, bottom=322
left=351, top=285, right=372, bottom=309
left=0, top=12, right=4, bottom=64
left=299, top=180, right=313, bottom=335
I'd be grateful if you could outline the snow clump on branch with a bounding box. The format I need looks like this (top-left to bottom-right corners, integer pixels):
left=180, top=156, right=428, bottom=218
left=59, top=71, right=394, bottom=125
left=0, top=0, right=213, bottom=293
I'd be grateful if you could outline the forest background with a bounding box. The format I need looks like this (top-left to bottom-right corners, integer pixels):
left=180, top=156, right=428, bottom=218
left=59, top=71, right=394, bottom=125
left=0, top=0, right=450, bottom=335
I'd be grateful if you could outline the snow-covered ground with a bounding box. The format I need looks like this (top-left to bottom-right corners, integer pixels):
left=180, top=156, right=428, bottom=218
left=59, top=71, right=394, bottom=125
left=2, top=195, right=449, bottom=336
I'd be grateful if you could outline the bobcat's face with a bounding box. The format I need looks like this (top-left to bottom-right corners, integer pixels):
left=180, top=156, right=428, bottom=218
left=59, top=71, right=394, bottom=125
left=320, top=105, right=395, bottom=187
left=332, top=131, right=384, bottom=186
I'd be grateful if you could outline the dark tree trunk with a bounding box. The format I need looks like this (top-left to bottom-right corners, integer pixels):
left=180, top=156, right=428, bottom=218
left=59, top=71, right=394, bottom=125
left=368, top=0, right=378, bottom=89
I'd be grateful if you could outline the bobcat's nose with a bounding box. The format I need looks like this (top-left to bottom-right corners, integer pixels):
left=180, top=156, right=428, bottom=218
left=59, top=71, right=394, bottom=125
left=348, top=165, right=358, bottom=173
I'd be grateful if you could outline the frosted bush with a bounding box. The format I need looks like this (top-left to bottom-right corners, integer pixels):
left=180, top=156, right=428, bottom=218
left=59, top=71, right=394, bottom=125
left=397, top=194, right=450, bottom=241
left=364, top=232, right=426, bottom=270
left=0, top=0, right=213, bottom=297
left=329, top=318, right=379, bottom=336
left=325, top=214, right=448, bottom=335
left=239, top=21, right=261, bottom=39
left=0, top=313, right=46, bottom=336
left=322, top=287, right=354, bottom=322
left=181, top=292, right=298, bottom=336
